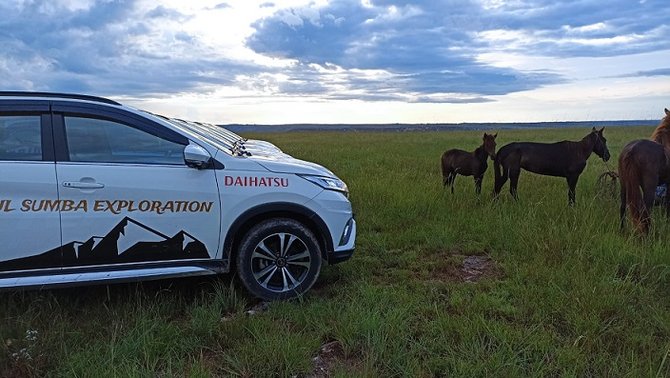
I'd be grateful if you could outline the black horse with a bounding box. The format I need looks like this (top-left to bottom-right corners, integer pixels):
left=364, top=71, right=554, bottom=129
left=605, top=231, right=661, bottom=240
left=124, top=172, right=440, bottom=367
left=441, top=133, right=497, bottom=195
left=493, top=128, right=610, bottom=205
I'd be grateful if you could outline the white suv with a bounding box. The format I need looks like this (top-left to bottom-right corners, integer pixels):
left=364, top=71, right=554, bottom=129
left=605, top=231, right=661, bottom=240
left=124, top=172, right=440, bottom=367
left=0, top=92, right=355, bottom=300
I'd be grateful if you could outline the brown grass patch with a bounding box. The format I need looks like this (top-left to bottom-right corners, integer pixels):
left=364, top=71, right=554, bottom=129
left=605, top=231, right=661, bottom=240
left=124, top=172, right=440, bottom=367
left=426, top=250, right=503, bottom=283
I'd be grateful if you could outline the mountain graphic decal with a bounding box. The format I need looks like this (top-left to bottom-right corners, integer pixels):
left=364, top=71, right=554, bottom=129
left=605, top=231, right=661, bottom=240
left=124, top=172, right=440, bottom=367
left=0, top=217, right=210, bottom=271
left=116, top=218, right=169, bottom=257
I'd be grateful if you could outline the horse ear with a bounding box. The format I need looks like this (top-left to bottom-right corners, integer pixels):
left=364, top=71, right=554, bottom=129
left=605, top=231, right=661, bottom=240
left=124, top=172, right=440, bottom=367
left=483, top=133, right=488, bottom=139
left=592, top=127, right=597, bottom=132
left=493, top=133, right=498, bottom=139
left=665, top=108, right=669, bottom=116
left=599, top=127, right=605, bottom=133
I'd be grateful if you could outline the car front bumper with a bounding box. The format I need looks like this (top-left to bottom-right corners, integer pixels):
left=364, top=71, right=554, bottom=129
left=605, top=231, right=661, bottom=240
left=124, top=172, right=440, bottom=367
left=328, top=216, right=356, bottom=264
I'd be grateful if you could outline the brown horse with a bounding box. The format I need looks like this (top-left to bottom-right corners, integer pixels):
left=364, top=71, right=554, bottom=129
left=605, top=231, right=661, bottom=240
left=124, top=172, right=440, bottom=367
left=441, top=133, right=497, bottom=195
left=493, top=128, right=610, bottom=205
left=619, top=108, right=670, bottom=234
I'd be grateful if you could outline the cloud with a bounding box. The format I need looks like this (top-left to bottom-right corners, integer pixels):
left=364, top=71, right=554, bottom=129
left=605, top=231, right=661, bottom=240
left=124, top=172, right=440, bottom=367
left=211, top=3, right=231, bottom=10
left=145, top=5, right=188, bottom=20
left=479, top=0, right=670, bottom=57
left=411, top=96, right=494, bottom=104
left=244, top=0, right=670, bottom=102
left=246, top=0, right=562, bottom=100
left=0, top=0, right=667, bottom=108
left=616, top=68, right=670, bottom=78
left=0, top=0, right=258, bottom=97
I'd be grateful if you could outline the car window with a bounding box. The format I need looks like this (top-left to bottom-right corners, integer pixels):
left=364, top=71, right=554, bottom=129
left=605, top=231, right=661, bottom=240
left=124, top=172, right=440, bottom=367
left=64, top=116, right=185, bottom=165
left=0, top=115, right=42, bottom=161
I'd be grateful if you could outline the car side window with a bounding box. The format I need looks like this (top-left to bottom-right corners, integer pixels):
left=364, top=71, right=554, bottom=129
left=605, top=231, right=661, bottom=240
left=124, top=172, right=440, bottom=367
left=0, top=115, right=42, bottom=161
left=64, top=116, right=185, bottom=165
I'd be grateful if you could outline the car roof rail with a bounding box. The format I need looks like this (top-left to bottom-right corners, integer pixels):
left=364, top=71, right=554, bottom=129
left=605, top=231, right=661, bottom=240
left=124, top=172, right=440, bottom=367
left=0, top=91, right=121, bottom=106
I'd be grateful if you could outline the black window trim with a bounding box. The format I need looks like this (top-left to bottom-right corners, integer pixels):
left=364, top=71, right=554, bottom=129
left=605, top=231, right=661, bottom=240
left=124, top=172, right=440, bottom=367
left=0, top=100, right=50, bottom=113
left=0, top=91, right=121, bottom=105
left=42, top=113, right=55, bottom=162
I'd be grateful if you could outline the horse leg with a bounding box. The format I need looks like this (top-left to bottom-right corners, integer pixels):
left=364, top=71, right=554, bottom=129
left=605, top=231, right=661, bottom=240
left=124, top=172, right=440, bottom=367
left=444, top=168, right=454, bottom=190
left=640, top=176, right=658, bottom=234
left=566, top=175, right=579, bottom=206
left=509, top=166, right=521, bottom=200
left=619, top=183, right=627, bottom=231
left=449, top=173, right=456, bottom=194
left=660, top=183, right=670, bottom=218
left=443, top=167, right=451, bottom=187
left=474, top=175, right=483, bottom=195
left=638, top=175, right=658, bottom=234
left=493, top=159, right=508, bottom=198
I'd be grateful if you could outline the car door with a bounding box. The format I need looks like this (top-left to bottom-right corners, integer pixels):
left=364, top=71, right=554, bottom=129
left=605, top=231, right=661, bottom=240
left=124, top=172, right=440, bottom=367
left=53, top=109, right=221, bottom=268
left=0, top=103, right=62, bottom=271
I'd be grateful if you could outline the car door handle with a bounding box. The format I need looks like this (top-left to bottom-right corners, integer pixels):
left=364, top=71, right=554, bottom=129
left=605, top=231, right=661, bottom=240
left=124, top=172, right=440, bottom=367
left=62, top=181, right=105, bottom=189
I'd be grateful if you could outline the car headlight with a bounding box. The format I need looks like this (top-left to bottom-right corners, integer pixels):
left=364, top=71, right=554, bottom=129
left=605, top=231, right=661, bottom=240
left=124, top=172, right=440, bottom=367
left=298, top=174, right=349, bottom=194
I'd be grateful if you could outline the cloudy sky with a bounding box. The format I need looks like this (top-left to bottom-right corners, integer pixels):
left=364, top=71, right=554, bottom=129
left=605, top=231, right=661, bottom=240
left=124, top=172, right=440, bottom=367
left=1, top=0, right=668, bottom=124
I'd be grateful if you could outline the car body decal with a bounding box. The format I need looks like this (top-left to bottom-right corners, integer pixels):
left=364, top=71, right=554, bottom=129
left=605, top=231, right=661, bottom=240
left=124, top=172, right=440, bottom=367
left=0, top=199, right=214, bottom=214
left=0, top=217, right=209, bottom=271
left=223, top=175, right=289, bottom=187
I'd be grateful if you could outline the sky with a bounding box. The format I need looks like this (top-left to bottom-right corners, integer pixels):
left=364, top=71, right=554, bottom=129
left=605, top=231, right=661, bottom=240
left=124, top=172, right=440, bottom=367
left=0, top=0, right=669, bottom=124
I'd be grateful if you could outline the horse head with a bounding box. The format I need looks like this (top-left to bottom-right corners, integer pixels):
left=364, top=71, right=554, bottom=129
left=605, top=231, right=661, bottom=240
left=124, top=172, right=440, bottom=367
left=483, top=132, right=497, bottom=159
left=590, top=127, right=610, bottom=162
left=651, top=108, right=670, bottom=148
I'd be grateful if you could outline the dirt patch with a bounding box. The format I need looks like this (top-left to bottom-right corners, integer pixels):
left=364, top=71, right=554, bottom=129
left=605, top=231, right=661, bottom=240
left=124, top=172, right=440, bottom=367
left=305, top=340, right=361, bottom=378
left=427, top=251, right=503, bottom=283
left=460, top=255, right=500, bottom=282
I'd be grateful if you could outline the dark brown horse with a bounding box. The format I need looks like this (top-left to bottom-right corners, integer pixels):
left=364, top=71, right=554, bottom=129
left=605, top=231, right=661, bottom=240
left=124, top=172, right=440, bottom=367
left=441, top=133, right=497, bottom=195
left=619, top=108, right=670, bottom=234
left=493, top=128, right=610, bottom=205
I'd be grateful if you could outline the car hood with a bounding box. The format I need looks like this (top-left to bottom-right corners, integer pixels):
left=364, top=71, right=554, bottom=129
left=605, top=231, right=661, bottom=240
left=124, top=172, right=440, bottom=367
left=245, top=139, right=282, bottom=152
left=249, top=154, right=336, bottom=177
left=239, top=140, right=283, bottom=155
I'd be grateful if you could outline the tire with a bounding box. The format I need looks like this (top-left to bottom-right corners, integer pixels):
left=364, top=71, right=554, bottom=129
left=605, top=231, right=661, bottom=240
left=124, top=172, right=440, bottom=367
left=236, top=218, right=322, bottom=300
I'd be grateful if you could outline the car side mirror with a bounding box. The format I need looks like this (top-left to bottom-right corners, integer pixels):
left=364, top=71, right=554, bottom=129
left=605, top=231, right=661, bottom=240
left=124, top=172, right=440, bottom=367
left=184, top=143, right=212, bottom=169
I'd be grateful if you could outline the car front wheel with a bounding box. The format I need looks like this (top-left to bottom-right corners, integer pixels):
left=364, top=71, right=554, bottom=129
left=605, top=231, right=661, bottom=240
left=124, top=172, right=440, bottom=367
left=236, top=218, right=322, bottom=300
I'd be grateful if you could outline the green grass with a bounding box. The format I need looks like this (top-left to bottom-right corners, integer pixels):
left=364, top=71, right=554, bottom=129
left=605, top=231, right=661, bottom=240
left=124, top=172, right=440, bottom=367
left=2, top=126, right=670, bottom=377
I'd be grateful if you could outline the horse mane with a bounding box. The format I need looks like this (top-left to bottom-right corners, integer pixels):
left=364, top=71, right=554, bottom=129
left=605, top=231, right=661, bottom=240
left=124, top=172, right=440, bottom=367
left=473, top=144, right=487, bottom=158
left=578, top=130, right=599, bottom=158
left=650, top=113, right=670, bottom=148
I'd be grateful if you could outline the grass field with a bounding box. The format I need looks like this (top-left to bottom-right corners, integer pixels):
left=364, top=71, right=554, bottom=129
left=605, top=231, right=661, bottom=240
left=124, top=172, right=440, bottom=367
left=2, top=126, right=670, bottom=377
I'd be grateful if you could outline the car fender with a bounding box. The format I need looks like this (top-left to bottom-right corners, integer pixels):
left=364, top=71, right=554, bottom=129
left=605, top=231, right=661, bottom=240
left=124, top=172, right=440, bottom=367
left=220, top=201, right=334, bottom=265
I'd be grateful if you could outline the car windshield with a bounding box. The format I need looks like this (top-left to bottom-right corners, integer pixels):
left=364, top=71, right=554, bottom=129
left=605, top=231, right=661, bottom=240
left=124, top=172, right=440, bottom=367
left=143, top=111, right=246, bottom=156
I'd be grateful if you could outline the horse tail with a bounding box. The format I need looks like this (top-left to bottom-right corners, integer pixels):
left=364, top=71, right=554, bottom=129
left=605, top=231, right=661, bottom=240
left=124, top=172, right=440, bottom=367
left=441, top=152, right=450, bottom=186
left=493, top=150, right=504, bottom=196
left=618, top=147, right=645, bottom=233
left=494, top=156, right=501, bottom=186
